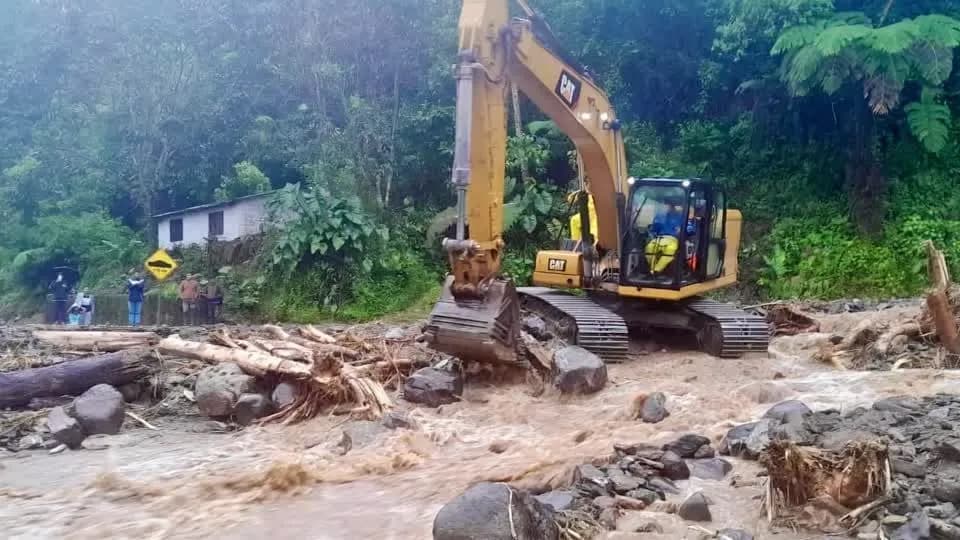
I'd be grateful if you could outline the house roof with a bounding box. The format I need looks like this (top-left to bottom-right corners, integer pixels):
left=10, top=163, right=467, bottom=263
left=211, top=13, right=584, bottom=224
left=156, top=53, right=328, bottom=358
left=152, top=190, right=277, bottom=219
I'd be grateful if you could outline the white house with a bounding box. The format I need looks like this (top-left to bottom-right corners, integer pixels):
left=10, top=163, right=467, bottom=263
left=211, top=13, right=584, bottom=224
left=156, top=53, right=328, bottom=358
left=154, top=192, right=274, bottom=250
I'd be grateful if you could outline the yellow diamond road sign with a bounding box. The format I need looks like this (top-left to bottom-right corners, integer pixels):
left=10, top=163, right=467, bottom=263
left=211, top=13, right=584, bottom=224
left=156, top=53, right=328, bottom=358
left=145, top=249, right=178, bottom=281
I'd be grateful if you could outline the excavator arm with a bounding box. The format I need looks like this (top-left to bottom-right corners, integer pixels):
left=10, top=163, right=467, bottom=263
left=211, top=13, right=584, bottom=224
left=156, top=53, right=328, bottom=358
left=425, top=0, right=627, bottom=364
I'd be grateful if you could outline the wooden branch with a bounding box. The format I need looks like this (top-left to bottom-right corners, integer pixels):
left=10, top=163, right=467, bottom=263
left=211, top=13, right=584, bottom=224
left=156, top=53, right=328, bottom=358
left=0, top=349, right=156, bottom=409
left=262, top=324, right=291, bottom=340
left=300, top=325, right=337, bottom=344
left=927, top=240, right=951, bottom=292
left=874, top=322, right=921, bottom=355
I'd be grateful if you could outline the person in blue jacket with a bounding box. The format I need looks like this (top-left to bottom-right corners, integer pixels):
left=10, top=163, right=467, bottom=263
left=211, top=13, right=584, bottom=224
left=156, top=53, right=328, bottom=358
left=125, top=273, right=146, bottom=326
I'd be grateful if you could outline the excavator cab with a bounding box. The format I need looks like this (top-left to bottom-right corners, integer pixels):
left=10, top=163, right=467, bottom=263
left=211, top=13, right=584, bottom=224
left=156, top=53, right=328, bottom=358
left=621, top=179, right=726, bottom=290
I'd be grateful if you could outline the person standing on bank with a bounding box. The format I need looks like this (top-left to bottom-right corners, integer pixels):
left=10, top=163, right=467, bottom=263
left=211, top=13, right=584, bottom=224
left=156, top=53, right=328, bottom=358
left=126, top=274, right=146, bottom=327
left=49, top=273, right=70, bottom=325
left=78, top=290, right=94, bottom=326
left=179, top=274, right=200, bottom=326
left=203, top=278, right=224, bottom=324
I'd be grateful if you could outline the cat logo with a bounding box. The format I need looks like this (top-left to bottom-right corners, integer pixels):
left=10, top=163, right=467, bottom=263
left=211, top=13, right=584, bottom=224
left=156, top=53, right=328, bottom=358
left=554, top=70, right=581, bottom=108
left=548, top=258, right=567, bottom=272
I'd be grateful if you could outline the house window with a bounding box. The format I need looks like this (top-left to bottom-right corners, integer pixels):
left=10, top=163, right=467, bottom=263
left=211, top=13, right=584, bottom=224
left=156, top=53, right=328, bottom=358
left=170, top=219, right=184, bottom=242
left=209, top=211, right=224, bottom=236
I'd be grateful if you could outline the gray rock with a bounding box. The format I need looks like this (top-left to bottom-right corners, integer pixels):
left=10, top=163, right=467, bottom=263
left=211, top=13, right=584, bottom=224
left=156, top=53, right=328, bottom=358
left=271, top=382, right=298, bottom=409
left=384, top=327, right=406, bottom=341
left=929, top=407, right=951, bottom=420
left=71, top=384, right=125, bottom=435
left=678, top=491, right=712, bottom=522
left=575, top=463, right=607, bottom=483
left=660, top=450, right=690, bottom=480
left=689, top=458, right=733, bottom=480
left=522, top=315, right=551, bottom=341
left=892, top=458, right=926, bottom=479
left=47, top=406, right=84, bottom=449
left=195, top=363, right=256, bottom=417
left=874, top=398, right=919, bottom=415
left=607, top=468, right=641, bottom=494
left=593, top=495, right=616, bottom=508
left=719, top=422, right=758, bottom=456
left=936, top=441, right=960, bottom=463
left=534, top=490, right=574, bottom=512
left=626, top=487, right=660, bottom=505
left=382, top=411, right=418, bottom=430
left=233, top=393, right=272, bottom=426
left=926, top=502, right=956, bottom=519
left=404, top=367, right=463, bottom=407
left=934, top=481, right=960, bottom=504
left=641, top=392, right=669, bottom=423
left=433, top=482, right=559, bottom=540
left=718, top=529, right=754, bottom=540
left=647, top=476, right=680, bottom=495
left=694, top=444, right=716, bottom=459
left=117, top=383, right=141, bottom=402
left=663, top=434, right=710, bottom=458
left=763, top=400, right=812, bottom=423
left=337, top=421, right=389, bottom=454
left=553, top=346, right=607, bottom=394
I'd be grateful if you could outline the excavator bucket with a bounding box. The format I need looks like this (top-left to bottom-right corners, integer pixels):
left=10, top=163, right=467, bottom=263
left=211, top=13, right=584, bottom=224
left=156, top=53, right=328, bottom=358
left=424, top=276, right=521, bottom=365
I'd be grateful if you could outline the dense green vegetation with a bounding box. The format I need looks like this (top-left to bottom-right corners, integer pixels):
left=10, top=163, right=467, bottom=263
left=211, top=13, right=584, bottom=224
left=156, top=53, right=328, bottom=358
left=2, top=0, right=960, bottom=320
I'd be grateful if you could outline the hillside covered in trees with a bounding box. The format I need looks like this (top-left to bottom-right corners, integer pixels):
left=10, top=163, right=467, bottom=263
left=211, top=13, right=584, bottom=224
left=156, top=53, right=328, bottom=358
left=3, top=0, right=960, bottom=320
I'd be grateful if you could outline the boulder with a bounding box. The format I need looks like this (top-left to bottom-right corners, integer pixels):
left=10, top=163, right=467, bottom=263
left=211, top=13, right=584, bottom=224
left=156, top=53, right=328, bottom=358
left=195, top=363, right=256, bottom=417
left=233, top=393, right=272, bottom=426
left=640, top=392, right=669, bottom=423
left=626, top=488, right=660, bottom=505
left=689, top=458, right=733, bottom=481
left=71, top=384, right=125, bottom=435
left=337, top=421, right=389, bottom=454
left=534, top=490, right=574, bottom=512
left=522, top=315, right=551, bottom=341
left=647, top=477, right=680, bottom=495
left=763, top=400, right=812, bottom=423
left=433, top=483, right=559, bottom=540
left=934, top=481, right=960, bottom=504
left=404, top=367, right=463, bottom=407
left=719, top=422, right=757, bottom=456
left=892, top=458, right=926, bottom=479
left=47, top=406, right=84, bottom=449
left=271, top=382, right=299, bottom=409
left=678, top=491, right=712, bottom=522
left=722, top=420, right=772, bottom=460
left=660, top=451, right=690, bottom=480
left=663, top=434, right=711, bottom=458
left=607, top=468, right=641, bottom=494
left=553, top=346, right=607, bottom=394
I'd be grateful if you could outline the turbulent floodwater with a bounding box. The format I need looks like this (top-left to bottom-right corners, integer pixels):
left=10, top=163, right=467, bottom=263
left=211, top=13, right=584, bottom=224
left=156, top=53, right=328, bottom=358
left=3, top=308, right=960, bottom=539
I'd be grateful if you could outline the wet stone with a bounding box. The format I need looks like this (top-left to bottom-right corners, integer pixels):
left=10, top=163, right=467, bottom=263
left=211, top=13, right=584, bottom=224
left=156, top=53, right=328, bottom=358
left=635, top=522, right=664, bottom=533
left=403, top=367, right=463, bottom=407
left=553, top=346, right=607, bottom=394
left=659, top=450, right=690, bottom=480
left=598, top=507, right=618, bottom=529
left=893, top=459, right=926, bottom=479
left=534, top=490, right=574, bottom=512
left=662, top=434, right=710, bottom=459
left=522, top=315, right=551, bottom=341
left=694, top=444, right=716, bottom=459
left=607, top=468, right=641, bottom=494
left=678, top=491, right=712, bottom=522
left=71, top=384, right=125, bottom=436
left=625, top=487, right=660, bottom=505
left=763, top=400, right=812, bottom=423
left=433, top=482, right=559, bottom=540
left=271, top=382, right=299, bottom=410
left=233, top=393, right=272, bottom=426
left=689, top=458, right=733, bottom=481
left=647, top=476, right=680, bottom=495
left=717, top=529, right=754, bottom=540
left=640, top=392, right=669, bottom=424
left=47, top=406, right=84, bottom=449
left=926, top=502, right=956, bottom=519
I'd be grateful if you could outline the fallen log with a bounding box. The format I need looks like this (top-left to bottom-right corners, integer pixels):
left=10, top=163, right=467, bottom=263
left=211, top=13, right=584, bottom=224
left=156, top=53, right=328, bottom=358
left=157, top=335, right=314, bottom=379
left=0, top=348, right=156, bottom=409
left=874, top=322, right=922, bottom=355
left=33, top=330, right=159, bottom=352
left=300, top=325, right=337, bottom=344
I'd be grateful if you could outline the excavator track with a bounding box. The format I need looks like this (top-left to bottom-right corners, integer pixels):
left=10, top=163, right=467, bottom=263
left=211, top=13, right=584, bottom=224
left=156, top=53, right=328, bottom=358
left=518, top=287, right=629, bottom=362
left=686, top=299, right=770, bottom=358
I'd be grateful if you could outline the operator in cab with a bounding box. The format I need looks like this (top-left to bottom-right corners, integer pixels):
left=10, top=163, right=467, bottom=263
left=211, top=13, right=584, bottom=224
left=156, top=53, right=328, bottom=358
left=646, top=194, right=696, bottom=275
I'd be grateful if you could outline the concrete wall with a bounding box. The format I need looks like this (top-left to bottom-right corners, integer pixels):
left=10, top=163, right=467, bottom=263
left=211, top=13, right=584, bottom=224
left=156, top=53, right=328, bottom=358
left=157, top=197, right=268, bottom=250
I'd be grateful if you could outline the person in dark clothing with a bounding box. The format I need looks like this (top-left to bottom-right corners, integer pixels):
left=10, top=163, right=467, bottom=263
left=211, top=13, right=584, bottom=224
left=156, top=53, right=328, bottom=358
left=202, top=278, right=224, bottom=324
left=49, top=273, right=70, bottom=324
left=126, top=274, right=146, bottom=326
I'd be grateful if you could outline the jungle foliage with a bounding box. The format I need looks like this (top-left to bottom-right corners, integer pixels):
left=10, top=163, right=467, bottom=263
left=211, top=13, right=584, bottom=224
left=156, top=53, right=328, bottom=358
left=2, top=0, right=960, bottom=320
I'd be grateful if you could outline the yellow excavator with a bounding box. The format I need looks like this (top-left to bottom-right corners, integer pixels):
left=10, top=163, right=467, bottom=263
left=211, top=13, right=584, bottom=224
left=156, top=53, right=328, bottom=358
left=424, top=0, right=769, bottom=364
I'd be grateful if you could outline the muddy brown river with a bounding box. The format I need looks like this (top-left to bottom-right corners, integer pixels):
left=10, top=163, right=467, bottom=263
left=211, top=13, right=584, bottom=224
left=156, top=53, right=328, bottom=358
left=3, top=308, right=959, bottom=539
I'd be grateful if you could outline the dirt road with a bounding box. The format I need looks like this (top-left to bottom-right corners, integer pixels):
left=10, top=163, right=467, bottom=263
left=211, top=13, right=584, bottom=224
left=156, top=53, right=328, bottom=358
left=3, top=307, right=958, bottom=539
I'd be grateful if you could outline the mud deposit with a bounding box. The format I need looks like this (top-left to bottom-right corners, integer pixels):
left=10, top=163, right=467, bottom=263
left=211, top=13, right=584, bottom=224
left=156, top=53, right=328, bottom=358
left=3, top=309, right=960, bottom=539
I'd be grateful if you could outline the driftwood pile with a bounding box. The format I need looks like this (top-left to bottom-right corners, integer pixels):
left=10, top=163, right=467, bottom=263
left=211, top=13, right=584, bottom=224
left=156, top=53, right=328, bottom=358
left=814, top=241, right=960, bottom=370
left=158, top=325, right=416, bottom=424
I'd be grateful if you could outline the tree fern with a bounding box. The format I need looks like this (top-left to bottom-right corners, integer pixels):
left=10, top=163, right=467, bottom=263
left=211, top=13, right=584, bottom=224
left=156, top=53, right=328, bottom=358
left=771, top=24, right=821, bottom=55
left=915, top=14, right=960, bottom=47
left=905, top=89, right=951, bottom=154
left=814, top=24, right=871, bottom=56
left=866, top=20, right=918, bottom=54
